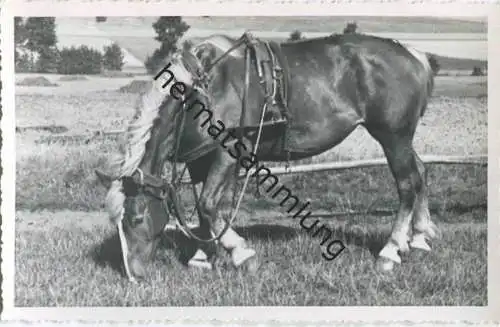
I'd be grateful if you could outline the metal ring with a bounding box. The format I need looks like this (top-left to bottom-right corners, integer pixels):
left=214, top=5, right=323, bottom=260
left=136, top=168, right=144, bottom=186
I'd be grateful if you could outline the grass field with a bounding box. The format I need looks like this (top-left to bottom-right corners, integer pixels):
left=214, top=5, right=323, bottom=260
left=16, top=208, right=486, bottom=306
left=14, top=71, right=487, bottom=306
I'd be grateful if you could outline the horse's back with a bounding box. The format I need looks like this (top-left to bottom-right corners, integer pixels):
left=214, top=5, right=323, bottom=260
left=282, top=34, right=432, bottom=82
left=280, top=33, right=434, bottom=109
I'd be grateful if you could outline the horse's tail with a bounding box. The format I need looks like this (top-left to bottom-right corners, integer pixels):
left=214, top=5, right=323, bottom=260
left=425, top=53, right=440, bottom=75
left=419, top=52, right=438, bottom=117
left=404, top=46, right=436, bottom=118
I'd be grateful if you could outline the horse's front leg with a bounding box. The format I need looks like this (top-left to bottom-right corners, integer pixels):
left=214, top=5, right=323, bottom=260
left=194, top=148, right=257, bottom=270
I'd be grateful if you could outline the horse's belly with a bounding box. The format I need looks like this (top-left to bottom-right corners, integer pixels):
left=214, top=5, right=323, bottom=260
left=257, top=117, right=363, bottom=162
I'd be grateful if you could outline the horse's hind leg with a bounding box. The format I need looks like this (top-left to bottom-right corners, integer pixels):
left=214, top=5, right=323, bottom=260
left=409, top=150, right=441, bottom=251
left=367, top=129, right=422, bottom=271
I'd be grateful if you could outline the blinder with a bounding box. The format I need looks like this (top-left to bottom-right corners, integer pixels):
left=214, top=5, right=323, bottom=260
left=120, top=170, right=171, bottom=201
left=120, top=169, right=176, bottom=228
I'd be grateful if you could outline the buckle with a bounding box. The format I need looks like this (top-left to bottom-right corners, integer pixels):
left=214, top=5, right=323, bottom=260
left=274, top=66, right=283, bottom=77
left=243, top=31, right=258, bottom=45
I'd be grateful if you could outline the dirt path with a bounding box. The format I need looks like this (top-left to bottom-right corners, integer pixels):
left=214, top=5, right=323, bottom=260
left=16, top=210, right=111, bottom=232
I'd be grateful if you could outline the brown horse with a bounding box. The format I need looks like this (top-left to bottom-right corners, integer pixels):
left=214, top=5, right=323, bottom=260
left=95, top=32, right=440, bottom=282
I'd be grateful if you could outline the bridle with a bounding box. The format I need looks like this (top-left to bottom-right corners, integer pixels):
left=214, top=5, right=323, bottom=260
left=120, top=32, right=270, bottom=244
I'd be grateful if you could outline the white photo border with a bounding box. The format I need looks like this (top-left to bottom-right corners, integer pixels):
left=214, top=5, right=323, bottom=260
left=1, top=0, right=499, bottom=322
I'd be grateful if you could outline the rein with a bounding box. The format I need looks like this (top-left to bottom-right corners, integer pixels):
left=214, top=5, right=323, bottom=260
left=126, top=32, right=269, bottom=244
left=173, top=32, right=269, bottom=243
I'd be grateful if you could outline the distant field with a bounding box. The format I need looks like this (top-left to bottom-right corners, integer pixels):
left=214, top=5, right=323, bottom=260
left=105, top=34, right=487, bottom=72
left=434, top=56, right=487, bottom=72
left=96, top=16, right=487, bottom=34
left=14, top=72, right=487, bottom=103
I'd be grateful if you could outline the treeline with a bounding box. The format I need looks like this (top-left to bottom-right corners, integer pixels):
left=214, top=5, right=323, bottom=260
left=287, top=22, right=488, bottom=76
left=15, top=17, right=486, bottom=77
left=15, top=17, right=124, bottom=74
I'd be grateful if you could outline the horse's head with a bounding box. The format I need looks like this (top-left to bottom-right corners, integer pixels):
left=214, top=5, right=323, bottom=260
left=94, top=165, right=177, bottom=282
left=94, top=47, right=214, bottom=282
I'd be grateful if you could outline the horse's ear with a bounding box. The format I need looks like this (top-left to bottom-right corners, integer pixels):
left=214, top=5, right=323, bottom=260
left=193, top=43, right=217, bottom=72
left=95, top=169, right=114, bottom=189
left=183, top=40, right=193, bottom=52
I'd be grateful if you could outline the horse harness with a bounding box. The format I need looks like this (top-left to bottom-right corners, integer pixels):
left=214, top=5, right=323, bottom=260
left=243, top=34, right=291, bottom=128
left=124, top=32, right=292, bottom=243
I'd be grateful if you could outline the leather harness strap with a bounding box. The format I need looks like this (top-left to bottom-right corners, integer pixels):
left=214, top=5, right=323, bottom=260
left=268, top=41, right=291, bottom=122
left=248, top=38, right=290, bottom=124
left=268, top=41, right=292, bottom=165
left=127, top=32, right=293, bottom=244
left=243, top=35, right=291, bottom=162
left=236, top=33, right=292, bottom=198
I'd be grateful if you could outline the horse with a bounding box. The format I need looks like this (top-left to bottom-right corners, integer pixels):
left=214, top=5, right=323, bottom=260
left=95, top=32, right=440, bottom=282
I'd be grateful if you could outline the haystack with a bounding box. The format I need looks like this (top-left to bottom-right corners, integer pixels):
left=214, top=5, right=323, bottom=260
left=101, top=70, right=135, bottom=78
left=16, top=76, right=58, bottom=87
left=58, top=75, right=89, bottom=81
left=118, top=80, right=150, bottom=94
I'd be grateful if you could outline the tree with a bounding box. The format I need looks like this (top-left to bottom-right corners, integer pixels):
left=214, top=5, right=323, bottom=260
left=102, top=43, right=125, bottom=71
left=15, top=17, right=32, bottom=72
left=145, top=16, right=190, bottom=74
left=15, top=18, right=37, bottom=72
left=57, top=46, right=103, bottom=75
left=343, top=22, right=358, bottom=34
left=23, top=17, right=57, bottom=54
left=288, top=30, right=303, bottom=41
left=36, top=46, right=60, bottom=73
left=471, top=66, right=484, bottom=76
left=15, top=17, right=28, bottom=46
left=15, top=17, right=59, bottom=73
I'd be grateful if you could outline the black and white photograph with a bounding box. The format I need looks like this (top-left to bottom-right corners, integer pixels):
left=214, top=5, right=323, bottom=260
left=1, top=1, right=498, bottom=322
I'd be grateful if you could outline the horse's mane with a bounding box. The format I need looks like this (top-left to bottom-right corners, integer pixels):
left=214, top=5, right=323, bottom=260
left=190, top=34, right=245, bottom=59
left=104, top=34, right=244, bottom=225
left=104, top=80, right=168, bottom=223
left=281, top=32, right=407, bottom=49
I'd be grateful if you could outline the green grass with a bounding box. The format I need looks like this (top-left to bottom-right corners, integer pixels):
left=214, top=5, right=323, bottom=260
left=15, top=209, right=486, bottom=306
left=14, top=80, right=487, bottom=306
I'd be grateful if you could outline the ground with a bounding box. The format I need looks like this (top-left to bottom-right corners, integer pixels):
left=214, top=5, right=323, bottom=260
left=16, top=208, right=486, bottom=306
left=13, top=17, right=488, bottom=306
left=14, top=73, right=487, bottom=306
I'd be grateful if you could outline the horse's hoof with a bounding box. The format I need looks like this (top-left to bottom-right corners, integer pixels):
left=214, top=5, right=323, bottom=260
left=399, top=241, right=410, bottom=254
left=375, top=257, right=396, bottom=273
left=426, top=222, right=442, bottom=240
left=128, top=257, right=146, bottom=281
left=409, top=233, right=431, bottom=252
left=378, top=245, right=401, bottom=264
left=192, top=248, right=209, bottom=261
left=188, top=258, right=213, bottom=270
left=240, top=255, right=260, bottom=274
left=231, top=247, right=256, bottom=267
